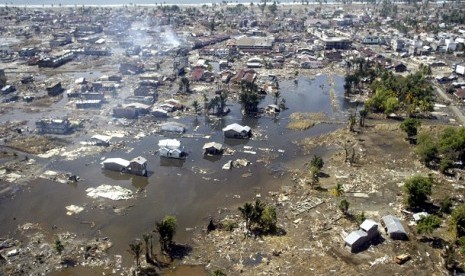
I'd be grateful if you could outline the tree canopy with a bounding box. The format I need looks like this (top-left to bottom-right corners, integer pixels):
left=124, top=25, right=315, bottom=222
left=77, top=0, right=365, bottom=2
left=403, top=175, right=433, bottom=209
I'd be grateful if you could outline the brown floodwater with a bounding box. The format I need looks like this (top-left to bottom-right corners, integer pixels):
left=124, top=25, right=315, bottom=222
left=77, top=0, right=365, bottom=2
left=0, top=75, right=355, bottom=272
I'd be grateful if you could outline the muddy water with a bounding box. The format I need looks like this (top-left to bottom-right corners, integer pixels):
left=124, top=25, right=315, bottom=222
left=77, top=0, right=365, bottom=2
left=0, top=74, right=353, bottom=270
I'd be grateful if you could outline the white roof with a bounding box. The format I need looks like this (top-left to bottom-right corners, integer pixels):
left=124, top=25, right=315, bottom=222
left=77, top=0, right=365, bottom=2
left=91, top=134, right=111, bottom=143
left=131, top=156, right=147, bottom=164
left=158, top=139, right=181, bottom=149
left=203, top=142, right=223, bottom=150
left=360, top=219, right=378, bottom=232
left=102, top=158, right=130, bottom=167
left=344, top=230, right=367, bottom=246
left=222, top=123, right=251, bottom=133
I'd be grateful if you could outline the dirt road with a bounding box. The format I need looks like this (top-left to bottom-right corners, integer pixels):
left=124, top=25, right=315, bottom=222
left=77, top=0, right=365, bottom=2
left=434, top=85, right=465, bottom=125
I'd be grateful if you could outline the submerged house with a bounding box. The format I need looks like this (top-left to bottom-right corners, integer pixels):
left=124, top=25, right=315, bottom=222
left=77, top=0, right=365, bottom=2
left=158, top=139, right=187, bottom=159
left=128, top=156, right=148, bottom=176
left=222, top=123, right=252, bottom=139
left=203, top=142, right=224, bottom=155
left=90, top=134, right=111, bottom=146
left=160, top=122, right=185, bottom=134
left=159, top=147, right=186, bottom=159
left=102, top=158, right=130, bottom=172
left=101, top=156, right=147, bottom=176
left=382, top=215, right=408, bottom=240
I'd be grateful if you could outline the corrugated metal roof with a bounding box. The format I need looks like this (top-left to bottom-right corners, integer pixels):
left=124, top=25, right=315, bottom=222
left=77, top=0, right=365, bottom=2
left=344, top=230, right=367, bottom=246
left=382, top=215, right=407, bottom=235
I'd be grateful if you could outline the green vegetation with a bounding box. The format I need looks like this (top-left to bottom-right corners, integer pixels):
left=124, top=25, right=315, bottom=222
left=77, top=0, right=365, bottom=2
left=367, top=69, right=434, bottom=116
left=310, top=155, right=324, bottom=170
left=332, top=183, right=344, bottom=197
left=155, top=215, right=177, bottom=253
left=238, top=200, right=278, bottom=234
left=128, top=239, right=143, bottom=269
left=355, top=211, right=366, bottom=225
left=417, top=215, right=442, bottom=235
left=212, top=270, right=227, bottom=276
left=54, top=239, right=64, bottom=255
left=403, top=175, right=433, bottom=209
left=400, top=118, right=421, bottom=140
left=415, top=127, right=465, bottom=174
left=339, top=199, right=349, bottom=216
left=416, top=133, right=439, bottom=165
left=192, top=100, right=200, bottom=114
left=440, top=197, right=453, bottom=214
left=239, top=81, right=261, bottom=114
left=451, top=204, right=465, bottom=239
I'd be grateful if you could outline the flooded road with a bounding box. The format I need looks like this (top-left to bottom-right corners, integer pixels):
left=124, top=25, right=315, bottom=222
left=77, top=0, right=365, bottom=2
left=0, top=74, right=354, bottom=269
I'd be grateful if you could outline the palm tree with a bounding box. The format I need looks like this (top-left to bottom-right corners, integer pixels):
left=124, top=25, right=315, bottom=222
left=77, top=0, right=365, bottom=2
left=273, top=90, right=281, bottom=105
left=339, top=199, right=349, bottom=216
left=332, top=183, right=344, bottom=197
left=143, top=233, right=155, bottom=265
left=359, top=109, right=368, bottom=127
left=218, top=91, right=228, bottom=115
left=128, top=239, right=143, bottom=269
left=309, top=166, right=319, bottom=187
left=192, top=100, right=200, bottom=115
left=252, top=199, right=265, bottom=225
left=155, top=216, right=177, bottom=253
left=348, top=114, right=356, bottom=132
left=238, top=202, right=254, bottom=231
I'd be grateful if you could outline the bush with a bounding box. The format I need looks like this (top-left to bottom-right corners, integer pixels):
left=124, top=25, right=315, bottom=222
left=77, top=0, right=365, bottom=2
left=403, top=175, right=433, bottom=209
left=416, top=215, right=442, bottom=235
left=451, top=204, right=465, bottom=238
left=440, top=197, right=453, bottom=214
left=339, top=199, right=349, bottom=215
left=310, top=155, right=324, bottom=170
left=221, top=220, right=238, bottom=232
left=400, top=118, right=421, bottom=138
left=355, top=211, right=366, bottom=224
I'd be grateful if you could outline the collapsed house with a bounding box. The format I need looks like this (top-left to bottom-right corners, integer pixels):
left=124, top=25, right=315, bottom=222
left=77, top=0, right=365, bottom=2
left=35, top=117, right=72, bottom=134
left=160, top=122, right=185, bottom=134
left=90, top=134, right=111, bottom=146
left=222, top=123, right=252, bottom=139
left=101, top=156, right=147, bottom=176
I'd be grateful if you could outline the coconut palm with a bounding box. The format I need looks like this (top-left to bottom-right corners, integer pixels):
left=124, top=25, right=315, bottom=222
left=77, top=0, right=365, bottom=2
left=238, top=202, right=254, bottom=231
left=128, top=239, right=143, bottom=269
left=332, top=183, right=344, bottom=197
left=155, top=216, right=177, bottom=253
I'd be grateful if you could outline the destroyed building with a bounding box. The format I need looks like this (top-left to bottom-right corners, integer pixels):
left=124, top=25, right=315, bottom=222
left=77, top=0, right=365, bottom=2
left=35, top=118, right=72, bottom=134
left=46, top=81, right=64, bottom=96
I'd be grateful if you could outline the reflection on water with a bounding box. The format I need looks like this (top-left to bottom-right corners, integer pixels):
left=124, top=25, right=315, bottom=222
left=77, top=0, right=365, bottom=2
left=159, top=157, right=186, bottom=167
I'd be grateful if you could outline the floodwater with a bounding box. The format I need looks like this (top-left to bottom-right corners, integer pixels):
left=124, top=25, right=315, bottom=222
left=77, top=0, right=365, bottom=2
left=0, top=74, right=355, bottom=271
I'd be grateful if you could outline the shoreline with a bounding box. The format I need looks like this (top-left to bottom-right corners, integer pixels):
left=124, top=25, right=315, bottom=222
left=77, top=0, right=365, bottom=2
left=2, top=1, right=431, bottom=9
